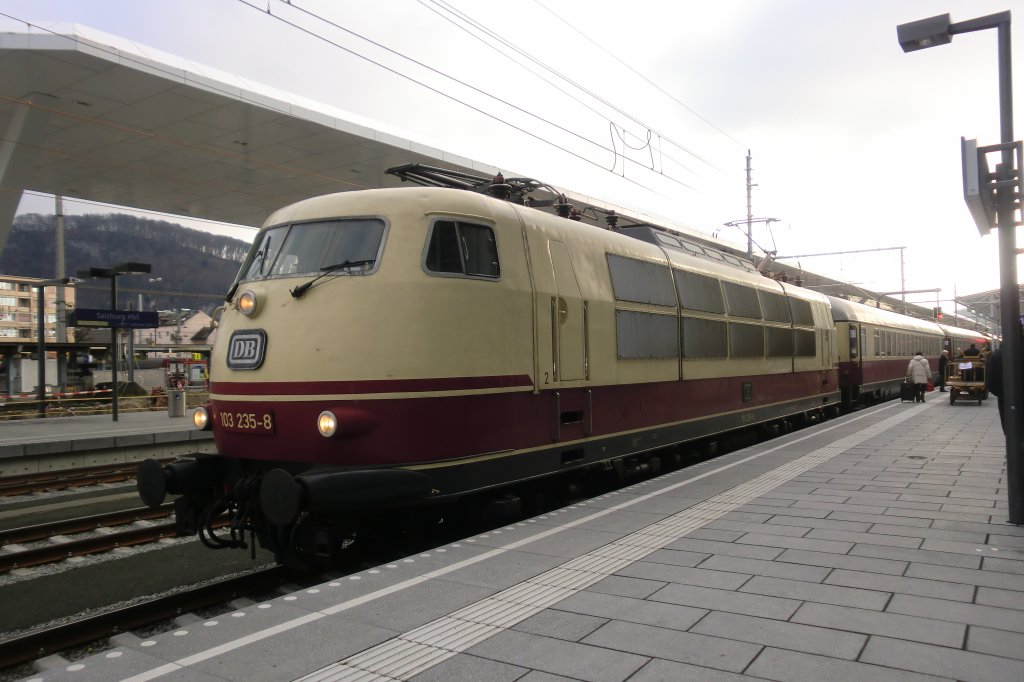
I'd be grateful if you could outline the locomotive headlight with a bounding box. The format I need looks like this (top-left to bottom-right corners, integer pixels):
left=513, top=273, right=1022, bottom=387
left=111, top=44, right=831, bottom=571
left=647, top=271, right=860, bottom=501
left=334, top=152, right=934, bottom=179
left=317, top=410, right=338, bottom=437
left=193, top=405, right=211, bottom=430
left=238, top=290, right=258, bottom=316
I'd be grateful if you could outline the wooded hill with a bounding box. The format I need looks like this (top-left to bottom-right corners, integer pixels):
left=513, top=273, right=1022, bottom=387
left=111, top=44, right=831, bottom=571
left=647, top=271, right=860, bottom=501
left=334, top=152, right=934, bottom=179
left=0, top=213, right=251, bottom=313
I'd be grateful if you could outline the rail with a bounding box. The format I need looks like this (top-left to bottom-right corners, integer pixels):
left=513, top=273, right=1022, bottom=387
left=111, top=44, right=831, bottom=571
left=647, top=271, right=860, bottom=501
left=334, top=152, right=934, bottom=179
left=0, top=461, right=170, bottom=497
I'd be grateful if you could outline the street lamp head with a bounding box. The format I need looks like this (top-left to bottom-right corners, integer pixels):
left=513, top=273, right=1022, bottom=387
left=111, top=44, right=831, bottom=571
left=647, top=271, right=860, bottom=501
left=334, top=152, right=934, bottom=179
left=897, top=13, right=952, bottom=52
left=78, top=267, right=114, bottom=279
left=33, top=276, right=78, bottom=288
left=113, top=261, right=152, bottom=275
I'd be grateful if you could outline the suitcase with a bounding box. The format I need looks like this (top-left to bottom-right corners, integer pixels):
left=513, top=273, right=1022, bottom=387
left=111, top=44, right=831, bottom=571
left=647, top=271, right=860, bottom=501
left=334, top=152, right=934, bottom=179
left=900, top=381, right=917, bottom=402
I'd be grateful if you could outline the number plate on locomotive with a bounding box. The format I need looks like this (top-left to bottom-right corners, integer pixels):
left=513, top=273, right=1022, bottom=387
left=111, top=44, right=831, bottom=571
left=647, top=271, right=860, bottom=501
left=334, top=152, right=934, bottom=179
left=219, top=409, right=275, bottom=433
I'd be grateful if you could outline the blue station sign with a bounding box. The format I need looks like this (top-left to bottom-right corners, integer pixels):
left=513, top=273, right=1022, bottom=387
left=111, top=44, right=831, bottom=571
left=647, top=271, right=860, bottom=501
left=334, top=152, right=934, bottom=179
left=72, top=308, right=160, bottom=329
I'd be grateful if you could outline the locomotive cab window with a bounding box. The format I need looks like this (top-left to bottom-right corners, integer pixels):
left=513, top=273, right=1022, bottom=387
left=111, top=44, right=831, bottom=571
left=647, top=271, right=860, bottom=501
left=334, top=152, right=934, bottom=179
left=425, top=220, right=500, bottom=278
left=235, top=219, right=385, bottom=283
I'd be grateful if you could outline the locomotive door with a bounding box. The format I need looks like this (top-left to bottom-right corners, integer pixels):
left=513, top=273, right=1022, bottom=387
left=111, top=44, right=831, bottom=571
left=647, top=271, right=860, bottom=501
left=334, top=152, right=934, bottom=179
left=548, top=241, right=585, bottom=382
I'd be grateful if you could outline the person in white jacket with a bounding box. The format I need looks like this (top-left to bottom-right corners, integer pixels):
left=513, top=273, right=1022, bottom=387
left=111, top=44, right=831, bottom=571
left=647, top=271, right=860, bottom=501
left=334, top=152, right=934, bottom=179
left=906, top=351, right=931, bottom=403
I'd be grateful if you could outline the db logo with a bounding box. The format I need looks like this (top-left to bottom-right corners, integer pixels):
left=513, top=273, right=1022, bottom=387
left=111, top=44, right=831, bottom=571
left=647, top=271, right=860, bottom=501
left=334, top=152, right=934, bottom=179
left=226, top=330, right=266, bottom=370
left=231, top=338, right=259, bottom=359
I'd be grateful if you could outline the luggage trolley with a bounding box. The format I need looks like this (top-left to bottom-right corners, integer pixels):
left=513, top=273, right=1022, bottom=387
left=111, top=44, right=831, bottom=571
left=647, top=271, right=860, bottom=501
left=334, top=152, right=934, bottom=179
left=946, top=358, right=988, bottom=406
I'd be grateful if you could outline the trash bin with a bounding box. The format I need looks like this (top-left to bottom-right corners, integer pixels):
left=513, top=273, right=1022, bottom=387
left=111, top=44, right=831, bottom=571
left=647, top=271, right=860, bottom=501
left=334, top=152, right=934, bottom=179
left=167, top=389, right=185, bottom=418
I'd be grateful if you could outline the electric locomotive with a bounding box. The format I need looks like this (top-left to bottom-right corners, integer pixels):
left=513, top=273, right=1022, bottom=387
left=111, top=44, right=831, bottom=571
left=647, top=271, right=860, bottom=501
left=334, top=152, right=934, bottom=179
left=138, top=185, right=845, bottom=566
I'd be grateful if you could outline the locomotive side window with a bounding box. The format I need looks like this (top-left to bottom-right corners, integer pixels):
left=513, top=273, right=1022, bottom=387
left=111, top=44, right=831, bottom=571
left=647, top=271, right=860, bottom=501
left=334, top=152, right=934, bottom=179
left=675, top=270, right=725, bottom=313
left=729, top=322, right=765, bottom=357
left=766, top=327, right=794, bottom=357
left=759, top=291, right=791, bottom=323
left=682, top=318, right=727, bottom=358
left=788, top=298, right=814, bottom=326
left=615, top=310, right=678, bottom=359
left=425, top=220, right=500, bottom=278
left=794, top=330, right=816, bottom=356
left=722, top=282, right=762, bottom=319
left=607, top=254, right=676, bottom=306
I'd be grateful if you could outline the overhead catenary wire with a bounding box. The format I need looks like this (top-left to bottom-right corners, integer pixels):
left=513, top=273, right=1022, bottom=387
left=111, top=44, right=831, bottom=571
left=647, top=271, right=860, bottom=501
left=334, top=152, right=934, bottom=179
left=253, top=0, right=695, bottom=192
left=530, top=0, right=745, bottom=150
left=420, top=0, right=709, bottom=176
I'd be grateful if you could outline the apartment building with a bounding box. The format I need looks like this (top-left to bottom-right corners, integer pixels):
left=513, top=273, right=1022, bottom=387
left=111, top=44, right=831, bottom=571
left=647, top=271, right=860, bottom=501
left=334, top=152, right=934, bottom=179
left=0, top=274, right=76, bottom=343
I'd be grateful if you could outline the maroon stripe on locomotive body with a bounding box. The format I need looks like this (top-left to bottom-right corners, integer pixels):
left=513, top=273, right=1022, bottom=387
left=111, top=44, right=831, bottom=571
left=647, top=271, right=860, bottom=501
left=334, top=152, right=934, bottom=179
left=210, top=368, right=839, bottom=467
left=210, top=374, right=534, bottom=395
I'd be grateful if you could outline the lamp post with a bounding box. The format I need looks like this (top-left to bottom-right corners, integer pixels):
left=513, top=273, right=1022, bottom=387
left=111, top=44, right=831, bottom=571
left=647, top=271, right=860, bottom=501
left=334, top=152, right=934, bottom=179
left=34, top=277, right=74, bottom=417
left=77, top=262, right=152, bottom=422
left=897, top=11, right=1021, bottom=524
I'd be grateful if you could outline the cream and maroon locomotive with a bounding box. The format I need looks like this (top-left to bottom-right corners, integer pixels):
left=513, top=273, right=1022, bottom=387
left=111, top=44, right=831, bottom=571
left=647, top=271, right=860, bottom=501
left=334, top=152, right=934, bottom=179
left=137, top=176, right=991, bottom=566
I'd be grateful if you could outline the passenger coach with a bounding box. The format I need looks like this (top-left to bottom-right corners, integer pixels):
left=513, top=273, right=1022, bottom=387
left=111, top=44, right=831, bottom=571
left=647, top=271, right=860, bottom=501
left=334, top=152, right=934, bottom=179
left=827, top=295, right=943, bottom=407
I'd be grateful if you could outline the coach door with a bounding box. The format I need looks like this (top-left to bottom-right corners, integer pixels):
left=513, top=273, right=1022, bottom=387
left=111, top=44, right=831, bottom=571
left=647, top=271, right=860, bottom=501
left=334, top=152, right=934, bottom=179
left=548, top=241, right=585, bottom=382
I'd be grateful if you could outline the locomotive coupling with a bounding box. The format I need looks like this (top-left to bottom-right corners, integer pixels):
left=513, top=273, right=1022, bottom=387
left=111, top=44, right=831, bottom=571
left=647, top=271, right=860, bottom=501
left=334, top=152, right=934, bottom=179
left=137, top=456, right=221, bottom=508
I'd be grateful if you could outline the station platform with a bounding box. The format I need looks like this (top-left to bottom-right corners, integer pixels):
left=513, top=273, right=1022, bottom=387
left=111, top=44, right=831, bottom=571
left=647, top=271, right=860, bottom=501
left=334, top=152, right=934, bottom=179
left=0, top=410, right=213, bottom=477
left=23, top=396, right=1024, bottom=682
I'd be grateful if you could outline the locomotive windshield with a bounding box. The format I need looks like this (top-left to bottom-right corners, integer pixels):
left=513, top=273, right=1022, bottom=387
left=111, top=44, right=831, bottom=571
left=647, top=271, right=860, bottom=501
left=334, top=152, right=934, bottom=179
left=233, top=218, right=385, bottom=286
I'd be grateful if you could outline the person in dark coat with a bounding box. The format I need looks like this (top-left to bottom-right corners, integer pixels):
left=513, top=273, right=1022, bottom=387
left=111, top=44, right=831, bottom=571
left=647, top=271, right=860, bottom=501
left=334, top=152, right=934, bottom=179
left=938, top=350, right=949, bottom=392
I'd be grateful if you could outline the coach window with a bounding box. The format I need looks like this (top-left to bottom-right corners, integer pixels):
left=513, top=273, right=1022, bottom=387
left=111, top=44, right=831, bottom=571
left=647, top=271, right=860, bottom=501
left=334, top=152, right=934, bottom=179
left=425, top=220, right=500, bottom=278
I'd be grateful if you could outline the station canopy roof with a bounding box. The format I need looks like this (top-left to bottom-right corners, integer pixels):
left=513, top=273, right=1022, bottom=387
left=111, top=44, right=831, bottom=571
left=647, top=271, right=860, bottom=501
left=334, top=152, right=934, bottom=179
left=0, top=23, right=692, bottom=250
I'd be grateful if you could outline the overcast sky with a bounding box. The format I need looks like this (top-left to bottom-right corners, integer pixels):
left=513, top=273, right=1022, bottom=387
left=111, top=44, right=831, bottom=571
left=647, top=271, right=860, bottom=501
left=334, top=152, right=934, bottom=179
left=3, top=0, right=1022, bottom=309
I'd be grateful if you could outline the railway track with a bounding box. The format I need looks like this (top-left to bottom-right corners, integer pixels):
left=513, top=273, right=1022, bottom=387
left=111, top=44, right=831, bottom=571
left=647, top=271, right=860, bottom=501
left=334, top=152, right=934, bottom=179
left=0, top=505, right=228, bottom=573
left=0, top=460, right=168, bottom=497
left=0, top=565, right=289, bottom=671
